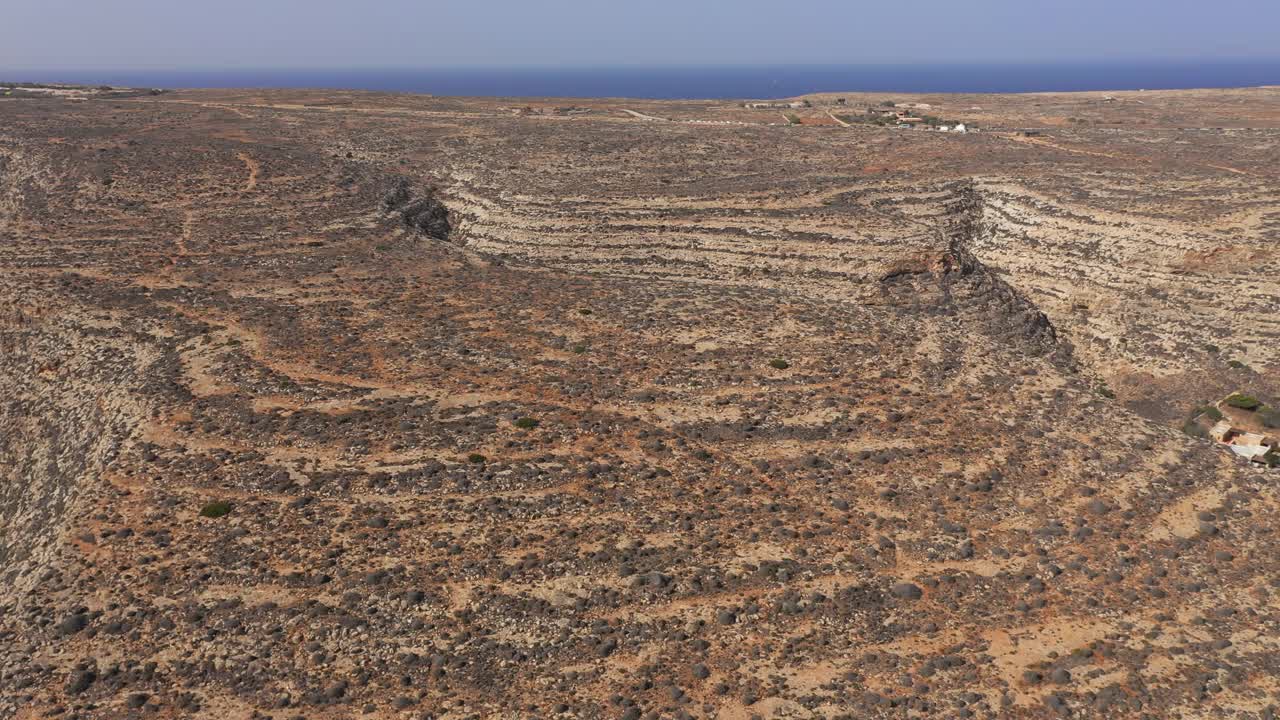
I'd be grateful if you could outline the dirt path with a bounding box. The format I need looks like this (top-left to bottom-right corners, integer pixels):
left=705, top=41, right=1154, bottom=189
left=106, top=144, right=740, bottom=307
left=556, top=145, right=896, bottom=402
left=1005, top=133, right=1124, bottom=160
left=167, top=208, right=196, bottom=265
left=1005, top=132, right=1258, bottom=176
left=620, top=108, right=670, bottom=122
left=237, top=152, right=260, bottom=191
left=1204, top=163, right=1252, bottom=176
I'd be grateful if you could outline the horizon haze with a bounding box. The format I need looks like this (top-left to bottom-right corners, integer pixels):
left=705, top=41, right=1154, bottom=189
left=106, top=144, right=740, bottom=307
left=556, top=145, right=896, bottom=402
left=7, top=61, right=1280, bottom=100
left=4, top=0, right=1279, bottom=72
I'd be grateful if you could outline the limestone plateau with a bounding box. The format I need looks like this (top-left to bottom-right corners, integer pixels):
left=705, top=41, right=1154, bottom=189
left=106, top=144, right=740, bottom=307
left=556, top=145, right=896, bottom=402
left=1, top=85, right=1279, bottom=720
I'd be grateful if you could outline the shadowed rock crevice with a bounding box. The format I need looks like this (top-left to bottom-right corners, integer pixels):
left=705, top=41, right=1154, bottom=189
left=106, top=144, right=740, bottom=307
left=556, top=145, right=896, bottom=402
left=383, top=178, right=452, bottom=240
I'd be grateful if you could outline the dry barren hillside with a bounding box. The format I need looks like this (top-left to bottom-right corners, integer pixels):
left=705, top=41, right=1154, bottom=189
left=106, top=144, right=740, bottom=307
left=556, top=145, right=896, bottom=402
left=1, top=86, right=1278, bottom=720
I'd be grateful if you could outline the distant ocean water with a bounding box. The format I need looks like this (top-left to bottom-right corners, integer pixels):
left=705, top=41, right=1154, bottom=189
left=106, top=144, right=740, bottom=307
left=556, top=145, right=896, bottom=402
left=9, top=61, right=1280, bottom=99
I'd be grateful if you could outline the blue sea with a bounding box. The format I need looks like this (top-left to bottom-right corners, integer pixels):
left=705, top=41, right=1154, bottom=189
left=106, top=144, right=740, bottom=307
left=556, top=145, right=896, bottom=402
left=8, top=61, right=1280, bottom=99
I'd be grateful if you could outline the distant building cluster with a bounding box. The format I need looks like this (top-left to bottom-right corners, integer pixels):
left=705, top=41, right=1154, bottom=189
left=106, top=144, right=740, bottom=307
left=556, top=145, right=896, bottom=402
left=742, top=101, right=810, bottom=110
left=738, top=97, right=978, bottom=132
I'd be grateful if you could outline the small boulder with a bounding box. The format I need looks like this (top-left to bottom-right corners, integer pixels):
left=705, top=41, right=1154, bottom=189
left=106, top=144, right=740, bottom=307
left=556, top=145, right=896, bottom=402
left=892, top=583, right=924, bottom=601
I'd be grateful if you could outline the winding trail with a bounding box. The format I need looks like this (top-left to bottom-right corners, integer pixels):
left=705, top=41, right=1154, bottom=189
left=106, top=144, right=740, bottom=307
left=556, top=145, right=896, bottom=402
left=1005, top=132, right=1258, bottom=176
left=237, top=152, right=260, bottom=191
left=168, top=208, right=196, bottom=265
left=620, top=108, right=670, bottom=122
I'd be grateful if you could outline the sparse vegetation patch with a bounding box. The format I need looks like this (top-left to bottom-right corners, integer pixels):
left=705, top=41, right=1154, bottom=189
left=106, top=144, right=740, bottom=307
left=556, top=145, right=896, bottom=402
left=199, top=501, right=232, bottom=519
left=1194, top=405, right=1224, bottom=421
left=1224, top=393, right=1262, bottom=411
left=1181, top=419, right=1208, bottom=438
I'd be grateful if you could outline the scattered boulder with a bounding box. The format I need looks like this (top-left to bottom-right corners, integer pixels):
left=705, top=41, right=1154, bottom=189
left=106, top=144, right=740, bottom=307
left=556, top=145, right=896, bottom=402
left=892, top=583, right=924, bottom=601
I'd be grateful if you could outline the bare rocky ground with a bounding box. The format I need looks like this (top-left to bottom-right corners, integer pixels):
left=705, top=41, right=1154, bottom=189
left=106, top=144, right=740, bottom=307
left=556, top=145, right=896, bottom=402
left=0, top=87, right=1278, bottom=719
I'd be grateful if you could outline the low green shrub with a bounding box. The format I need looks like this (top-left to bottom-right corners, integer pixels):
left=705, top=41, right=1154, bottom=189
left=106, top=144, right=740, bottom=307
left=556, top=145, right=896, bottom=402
left=467, top=453, right=486, bottom=464
left=513, top=417, right=539, bottom=430
left=1224, top=393, right=1262, bottom=411
left=769, top=359, right=790, bottom=370
left=1194, top=405, right=1224, bottom=422
left=200, top=501, right=232, bottom=519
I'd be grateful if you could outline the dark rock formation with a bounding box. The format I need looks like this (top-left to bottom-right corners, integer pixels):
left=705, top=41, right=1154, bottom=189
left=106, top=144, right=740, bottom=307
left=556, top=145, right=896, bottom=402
left=383, top=179, right=451, bottom=240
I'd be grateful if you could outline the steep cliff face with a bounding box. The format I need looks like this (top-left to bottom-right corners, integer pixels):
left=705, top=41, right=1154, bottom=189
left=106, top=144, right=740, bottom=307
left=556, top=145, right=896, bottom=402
left=960, top=177, right=1280, bottom=426
left=879, top=182, right=1073, bottom=366
left=0, top=300, right=155, bottom=595
left=442, top=168, right=1072, bottom=367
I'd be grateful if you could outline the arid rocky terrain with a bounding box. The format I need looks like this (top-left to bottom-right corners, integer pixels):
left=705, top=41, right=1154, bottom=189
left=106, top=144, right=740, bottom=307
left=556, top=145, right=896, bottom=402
left=1, top=85, right=1278, bottom=719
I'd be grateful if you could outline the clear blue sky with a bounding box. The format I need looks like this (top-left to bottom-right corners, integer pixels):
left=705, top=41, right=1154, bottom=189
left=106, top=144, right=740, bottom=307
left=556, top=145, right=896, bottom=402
left=3, top=0, right=1276, bottom=70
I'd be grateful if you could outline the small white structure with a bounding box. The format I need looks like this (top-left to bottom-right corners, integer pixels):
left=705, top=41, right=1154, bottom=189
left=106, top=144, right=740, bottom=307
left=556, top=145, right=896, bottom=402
left=1209, top=420, right=1234, bottom=442
left=1237, top=431, right=1269, bottom=446
left=1230, top=444, right=1271, bottom=462
left=1209, top=415, right=1275, bottom=465
left=953, top=123, right=967, bottom=134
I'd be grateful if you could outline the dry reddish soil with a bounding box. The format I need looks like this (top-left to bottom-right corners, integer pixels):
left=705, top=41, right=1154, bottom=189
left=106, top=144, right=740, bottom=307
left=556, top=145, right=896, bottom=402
left=1, top=86, right=1279, bottom=720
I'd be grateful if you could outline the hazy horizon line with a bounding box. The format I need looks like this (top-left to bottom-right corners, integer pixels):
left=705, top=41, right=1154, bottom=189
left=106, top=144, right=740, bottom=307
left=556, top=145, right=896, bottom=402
left=7, top=57, right=1280, bottom=74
